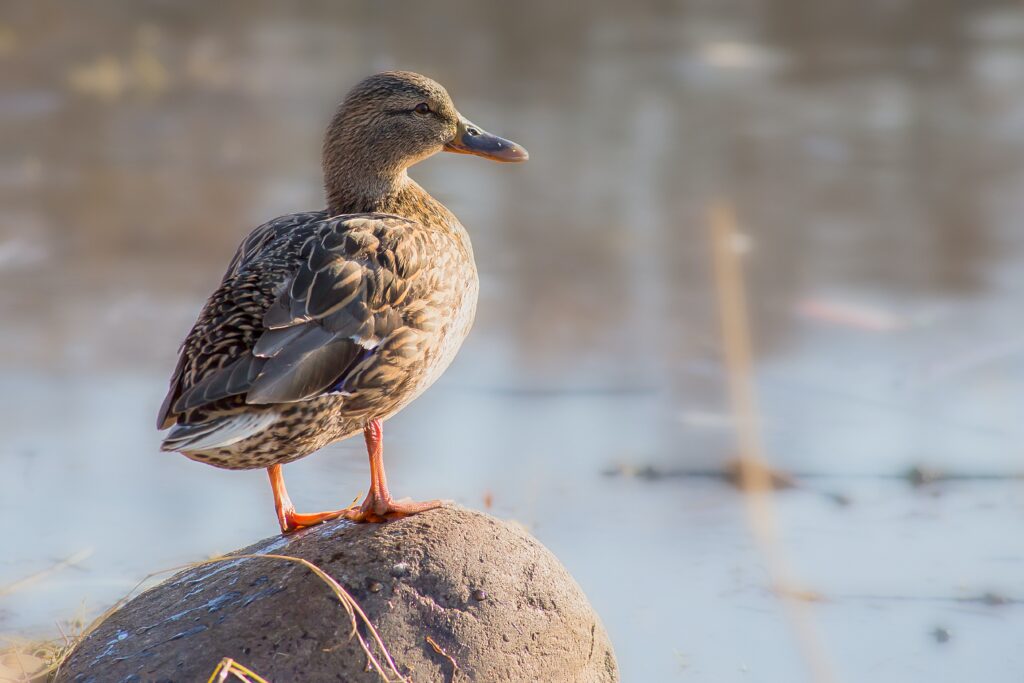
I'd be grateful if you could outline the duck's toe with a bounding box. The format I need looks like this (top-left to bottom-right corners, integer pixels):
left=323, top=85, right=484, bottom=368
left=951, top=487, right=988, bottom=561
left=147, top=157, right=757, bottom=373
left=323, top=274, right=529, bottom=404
left=342, top=496, right=445, bottom=524
left=279, top=508, right=348, bottom=534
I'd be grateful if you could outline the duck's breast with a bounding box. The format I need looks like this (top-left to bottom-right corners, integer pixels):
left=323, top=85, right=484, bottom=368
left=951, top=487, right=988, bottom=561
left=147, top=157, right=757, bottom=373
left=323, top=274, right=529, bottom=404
left=406, top=220, right=479, bottom=403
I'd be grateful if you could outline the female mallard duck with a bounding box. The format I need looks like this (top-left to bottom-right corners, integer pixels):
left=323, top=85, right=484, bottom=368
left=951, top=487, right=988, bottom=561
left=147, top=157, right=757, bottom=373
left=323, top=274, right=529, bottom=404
left=157, top=71, right=527, bottom=533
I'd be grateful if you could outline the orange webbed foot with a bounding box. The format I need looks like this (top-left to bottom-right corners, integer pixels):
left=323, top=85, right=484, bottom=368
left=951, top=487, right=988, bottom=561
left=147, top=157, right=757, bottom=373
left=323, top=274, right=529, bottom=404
left=268, top=464, right=354, bottom=534
left=342, top=495, right=444, bottom=524
left=278, top=507, right=347, bottom=534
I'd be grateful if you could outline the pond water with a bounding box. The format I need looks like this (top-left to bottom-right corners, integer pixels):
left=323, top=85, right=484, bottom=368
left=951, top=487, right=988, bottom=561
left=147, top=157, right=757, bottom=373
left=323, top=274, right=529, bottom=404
left=2, top=2, right=1023, bottom=681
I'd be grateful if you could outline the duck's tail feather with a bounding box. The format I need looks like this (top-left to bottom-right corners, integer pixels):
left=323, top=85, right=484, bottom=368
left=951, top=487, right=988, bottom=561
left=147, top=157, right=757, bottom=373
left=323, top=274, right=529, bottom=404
left=160, top=411, right=279, bottom=453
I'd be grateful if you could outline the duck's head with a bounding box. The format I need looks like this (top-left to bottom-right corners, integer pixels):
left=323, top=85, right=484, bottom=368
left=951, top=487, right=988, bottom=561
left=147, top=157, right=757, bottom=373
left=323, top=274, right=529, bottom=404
left=323, top=71, right=527, bottom=206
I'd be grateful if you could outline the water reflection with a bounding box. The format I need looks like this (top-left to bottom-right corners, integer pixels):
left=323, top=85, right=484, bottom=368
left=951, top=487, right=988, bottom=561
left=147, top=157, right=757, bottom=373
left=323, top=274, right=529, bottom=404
left=2, top=2, right=1024, bottom=681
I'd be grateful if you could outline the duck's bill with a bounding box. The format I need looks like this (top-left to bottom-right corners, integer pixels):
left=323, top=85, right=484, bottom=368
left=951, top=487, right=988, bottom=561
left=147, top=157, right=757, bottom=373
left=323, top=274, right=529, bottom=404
left=444, top=116, right=528, bottom=162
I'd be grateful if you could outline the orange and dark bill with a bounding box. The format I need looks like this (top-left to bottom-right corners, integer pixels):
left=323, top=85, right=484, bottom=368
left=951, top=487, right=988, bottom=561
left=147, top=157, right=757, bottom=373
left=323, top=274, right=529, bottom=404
left=444, top=115, right=528, bottom=162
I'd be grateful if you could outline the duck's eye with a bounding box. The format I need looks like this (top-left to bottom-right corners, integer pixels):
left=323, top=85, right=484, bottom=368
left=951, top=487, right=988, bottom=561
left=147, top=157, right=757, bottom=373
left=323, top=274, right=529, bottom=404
left=413, top=103, right=431, bottom=116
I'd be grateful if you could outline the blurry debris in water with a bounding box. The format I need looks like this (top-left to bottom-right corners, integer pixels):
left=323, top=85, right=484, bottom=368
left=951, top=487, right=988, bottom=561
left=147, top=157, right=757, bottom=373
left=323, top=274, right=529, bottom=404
left=66, top=26, right=169, bottom=100
left=605, top=460, right=840, bottom=501
left=775, top=584, right=826, bottom=603
left=602, top=460, right=795, bottom=490
left=905, top=465, right=944, bottom=487
left=482, top=490, right=494, bottom=510
left=67, top=55, right=128, bottom=100
left=902, top=466, right=1022, bottom=487
left=695, top=41, right=790, bottom=73
left=608, top=458, right=1024, bottom=505
left=723, top=458, right=796, bottom=491
left=978, top=591, right=1010, bottom=607
left=931, top=627, right=951, bottom=644
left=795, top=297, right=906, bottom=332
left=825, top=491, right=853, bottom=507
left=601, top=462, right=677, bottom=480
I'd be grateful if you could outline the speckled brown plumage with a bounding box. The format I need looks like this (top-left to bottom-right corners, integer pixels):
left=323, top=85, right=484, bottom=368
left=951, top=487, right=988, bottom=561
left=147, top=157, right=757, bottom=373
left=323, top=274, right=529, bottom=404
left=156, top=71, right=526, bottom=529
left=157, top=72, right=519, bottom=469
left=159, top=193, right=476, bottom=470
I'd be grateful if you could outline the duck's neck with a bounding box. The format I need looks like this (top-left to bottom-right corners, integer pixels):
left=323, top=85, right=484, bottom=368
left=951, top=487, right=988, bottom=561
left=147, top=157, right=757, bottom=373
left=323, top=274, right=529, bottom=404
left=325, top=171, right=459, bottom=232
left=325, top=166, right=410, bottom=216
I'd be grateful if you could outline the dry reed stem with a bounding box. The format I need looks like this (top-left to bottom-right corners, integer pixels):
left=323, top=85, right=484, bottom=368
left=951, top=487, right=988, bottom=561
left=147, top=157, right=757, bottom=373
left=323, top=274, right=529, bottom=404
left=425, top=635, right=461, bottom=680
left=0, top=550, right=93, bottom=598
left=710, top=202, right=839, bottom=683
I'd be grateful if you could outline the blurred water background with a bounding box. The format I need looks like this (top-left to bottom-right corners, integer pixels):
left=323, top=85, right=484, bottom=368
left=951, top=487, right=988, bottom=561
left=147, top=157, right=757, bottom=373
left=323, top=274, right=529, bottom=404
left=2, top=2, right=1024, bottom=681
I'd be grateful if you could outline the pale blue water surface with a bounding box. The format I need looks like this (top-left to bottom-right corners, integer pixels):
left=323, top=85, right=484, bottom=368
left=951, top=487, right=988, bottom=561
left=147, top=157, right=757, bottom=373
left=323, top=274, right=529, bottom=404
left=2, top=2, right=1023, bottom=681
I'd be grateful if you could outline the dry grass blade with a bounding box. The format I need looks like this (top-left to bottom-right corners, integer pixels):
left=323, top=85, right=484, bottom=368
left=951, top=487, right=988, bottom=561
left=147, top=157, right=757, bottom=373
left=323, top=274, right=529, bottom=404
left=206, top=656, right=271, bottom=683
left=0, top=550, right=94, bottom=598
left=709, top=202, right=839, bottom=683
left=256, top=553, right=407, bottom=682
left=0, top=618, right=86, bottom=683
left=38, top=553, right=408, bottom=683
left=425, top=635, right=461, bottom=680
left=1, top=555, right=92, bottom=682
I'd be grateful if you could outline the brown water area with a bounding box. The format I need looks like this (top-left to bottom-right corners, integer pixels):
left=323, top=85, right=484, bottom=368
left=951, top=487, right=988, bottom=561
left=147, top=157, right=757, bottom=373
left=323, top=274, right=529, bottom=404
left=2, top=2, right=1023, bottom=681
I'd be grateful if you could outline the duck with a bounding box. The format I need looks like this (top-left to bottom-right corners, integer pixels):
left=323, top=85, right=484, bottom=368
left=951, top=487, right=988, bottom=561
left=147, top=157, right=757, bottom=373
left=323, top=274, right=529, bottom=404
left=156, top=71, right=527, bottom=533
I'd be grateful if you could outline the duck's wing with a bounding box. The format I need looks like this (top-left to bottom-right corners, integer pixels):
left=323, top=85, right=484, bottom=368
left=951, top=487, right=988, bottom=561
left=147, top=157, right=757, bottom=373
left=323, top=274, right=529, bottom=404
left=157, top=212, right=431, bottom=429
left=157, top=211, right=327, bottom=429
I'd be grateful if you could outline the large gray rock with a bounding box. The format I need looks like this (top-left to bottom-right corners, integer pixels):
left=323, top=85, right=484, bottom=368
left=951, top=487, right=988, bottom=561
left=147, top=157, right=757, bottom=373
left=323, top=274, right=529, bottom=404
left=57, top=506, right=618, bottom=682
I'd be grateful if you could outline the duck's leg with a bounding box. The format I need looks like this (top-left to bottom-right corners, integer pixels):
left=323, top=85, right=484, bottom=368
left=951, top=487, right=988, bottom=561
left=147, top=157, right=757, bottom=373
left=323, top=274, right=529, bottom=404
left=267, top=464, right=346, bottom=534
left=343, top=418, right=442, bottom=523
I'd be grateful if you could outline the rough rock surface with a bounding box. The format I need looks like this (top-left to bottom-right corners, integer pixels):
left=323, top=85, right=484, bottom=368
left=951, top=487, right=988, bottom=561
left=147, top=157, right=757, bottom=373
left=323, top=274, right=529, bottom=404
left=56, top=506, right=618, bottom=682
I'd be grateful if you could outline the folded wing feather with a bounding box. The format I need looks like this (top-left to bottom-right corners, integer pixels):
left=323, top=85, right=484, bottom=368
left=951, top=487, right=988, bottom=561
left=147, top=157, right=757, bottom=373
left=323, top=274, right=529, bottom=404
left=157, top=213, right=420, bottom=430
